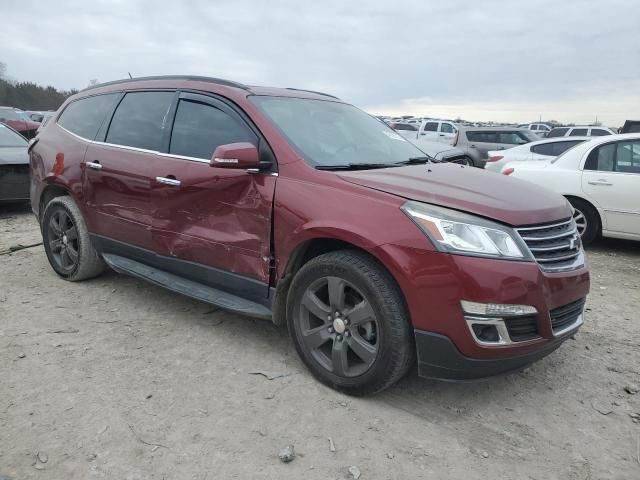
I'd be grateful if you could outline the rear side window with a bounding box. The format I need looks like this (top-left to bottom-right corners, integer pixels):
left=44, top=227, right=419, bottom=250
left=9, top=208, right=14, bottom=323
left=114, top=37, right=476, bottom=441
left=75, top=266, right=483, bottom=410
left=590, top=129, right=610, bottom=136
left=57, top=93, right=119, bottom=140
left=392, top=123, right=417, bottom=131
left=466, top=131, right=497, bottom=143
left=106, top=92, right=174, bottom=151
left=169, top=99, right=256, bottom=160
left=547, top=128, right=568, bottom=138
left=423, top=122, right=438, bottom=132
left=570, top=128, right=588, bottom=136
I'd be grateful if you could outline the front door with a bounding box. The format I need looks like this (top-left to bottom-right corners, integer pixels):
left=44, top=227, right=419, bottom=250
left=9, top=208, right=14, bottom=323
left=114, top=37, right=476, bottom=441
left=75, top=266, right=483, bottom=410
left=151, top=92, right=276, bottom=300
left=82, top=90, right=175, bottom=252
left=582, top=139, right=640, bottom=236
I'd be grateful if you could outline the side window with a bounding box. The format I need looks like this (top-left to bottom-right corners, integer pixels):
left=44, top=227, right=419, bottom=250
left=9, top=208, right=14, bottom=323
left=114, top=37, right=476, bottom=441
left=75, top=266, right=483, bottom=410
left=169, top=99, right=256, bottom=160
left=440, top=123, right=454, bottom=133
left=106, top=92, right=174, bottom=151
left=466, top=131, right=497, bottom=143
left=57, top=93, right=119, bottom=140
left=531, top=125, right=538, bottom=131
left=570, top=128, right=588, bottom=136
left=531, top=143, right=555, bottom=156
left=423, top=122, right=438, bottom=132
left=615, top=141, right=640, bottom=173
left=497, top=132, right=528, bottom=144
left=590, top=129, right=611, bottom=136
left=539, top=125, right=550, bottom=131
left=585, top=143, right=615, bottom=171
left=547, top=128, right=568, bottom=138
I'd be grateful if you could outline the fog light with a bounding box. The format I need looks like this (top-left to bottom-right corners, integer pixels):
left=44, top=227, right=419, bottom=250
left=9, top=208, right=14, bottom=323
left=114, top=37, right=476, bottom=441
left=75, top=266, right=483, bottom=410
left=471, top=324, right=500, bottom=343
left=461, top=300, right=537, bottom=317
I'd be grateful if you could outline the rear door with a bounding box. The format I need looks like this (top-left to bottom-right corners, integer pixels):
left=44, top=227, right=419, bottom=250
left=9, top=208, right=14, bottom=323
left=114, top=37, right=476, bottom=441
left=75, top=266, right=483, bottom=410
left=151, top=92, right=277, bottom=298
left=465, top=131, right=498, bottom=159
left=83, top=90, right=175, bottom=252
left=582, top=140, right=640, bottom=236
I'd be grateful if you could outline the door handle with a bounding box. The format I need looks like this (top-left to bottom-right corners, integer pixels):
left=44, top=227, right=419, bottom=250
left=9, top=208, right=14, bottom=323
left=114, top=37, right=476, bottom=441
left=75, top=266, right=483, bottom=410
left=156, top=176, right=181, bottom=187
left=439, top=134, right=445, bottom=136
left=86, top=160, right=102, bottom=170
left=588, top=180, right=612, bottom=186
left=469, top=145, right=477, bottom=148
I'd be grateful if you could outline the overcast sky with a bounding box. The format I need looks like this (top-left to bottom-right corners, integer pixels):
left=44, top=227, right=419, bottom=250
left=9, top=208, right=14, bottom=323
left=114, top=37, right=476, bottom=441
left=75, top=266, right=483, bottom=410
left=2, top=0, right=638, bottom=125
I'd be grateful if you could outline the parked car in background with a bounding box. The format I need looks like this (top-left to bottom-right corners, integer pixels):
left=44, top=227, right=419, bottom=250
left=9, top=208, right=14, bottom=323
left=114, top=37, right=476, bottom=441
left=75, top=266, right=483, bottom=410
left=621, top=120, right=640, bottom=134
left=30, top=75, right=589, bottom=395
left=388, top=122, right=473, bottom=165
left=546, top=126, right=614, bottom=138
left=453, top=126, right=539, bottom=168
left=27, top=110, right=55, bottom=124
left=485, top=137, right=589, bottom=172
left=0, top=107, right=41, bottom=139
left=519, top=123, right=553, bottom=137
left=416, top=120, right=458, bottom=144
left=0, top=123, right=30, bottom=204
left=502, top=134, right=640, bottom=244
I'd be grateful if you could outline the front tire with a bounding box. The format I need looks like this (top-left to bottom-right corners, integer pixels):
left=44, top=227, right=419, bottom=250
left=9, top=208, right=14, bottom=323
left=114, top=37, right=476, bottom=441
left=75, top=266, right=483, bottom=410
left=567, top=197, right=600, bottom=246
left=41, top=196, right=105, bottom=281
left=287, top=250, right=414, bottom=396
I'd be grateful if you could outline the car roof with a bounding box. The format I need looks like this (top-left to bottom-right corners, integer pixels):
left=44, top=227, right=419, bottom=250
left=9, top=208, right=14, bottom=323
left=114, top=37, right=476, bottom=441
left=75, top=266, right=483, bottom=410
left=458, top=126, right=530, bottom=131
left=79, top=75, right=342, bottom=103
left=528, top=136, right=592, bottom=145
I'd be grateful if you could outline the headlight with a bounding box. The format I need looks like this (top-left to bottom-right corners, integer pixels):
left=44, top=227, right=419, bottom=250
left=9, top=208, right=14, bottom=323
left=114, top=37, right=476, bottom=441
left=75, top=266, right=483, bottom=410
left=401, top=201, right=533, bottom=260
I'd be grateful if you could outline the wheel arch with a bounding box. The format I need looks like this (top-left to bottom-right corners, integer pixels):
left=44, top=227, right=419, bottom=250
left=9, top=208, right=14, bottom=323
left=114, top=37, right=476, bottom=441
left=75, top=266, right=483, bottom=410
left=38, top=184, right=71, bottom=221
left=563, top=194, right=604, bottom=232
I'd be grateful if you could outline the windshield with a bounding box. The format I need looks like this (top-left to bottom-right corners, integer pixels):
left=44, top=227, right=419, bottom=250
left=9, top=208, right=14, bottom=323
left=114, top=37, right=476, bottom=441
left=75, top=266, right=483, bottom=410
left=0, top=124, right=28, bottom=147
left=250, top=96, right=427, bottom=168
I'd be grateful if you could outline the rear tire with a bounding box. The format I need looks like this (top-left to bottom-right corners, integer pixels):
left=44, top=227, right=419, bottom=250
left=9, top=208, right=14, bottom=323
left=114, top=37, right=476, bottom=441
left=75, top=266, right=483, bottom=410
left=41, top=196, right=105, bottom=281
left=287, top=250, right=414, bottom=396
left=567, top=197, right=600, bottom=246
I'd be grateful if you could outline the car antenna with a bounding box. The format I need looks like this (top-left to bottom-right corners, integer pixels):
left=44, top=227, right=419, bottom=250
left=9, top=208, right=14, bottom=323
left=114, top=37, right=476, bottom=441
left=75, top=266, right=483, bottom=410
left=128, top=72, right=133, bottom=79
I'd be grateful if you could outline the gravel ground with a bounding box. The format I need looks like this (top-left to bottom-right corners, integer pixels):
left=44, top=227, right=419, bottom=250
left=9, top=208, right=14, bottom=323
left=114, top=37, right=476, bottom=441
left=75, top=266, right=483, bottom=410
left=1, top=203, right=639, bottom=480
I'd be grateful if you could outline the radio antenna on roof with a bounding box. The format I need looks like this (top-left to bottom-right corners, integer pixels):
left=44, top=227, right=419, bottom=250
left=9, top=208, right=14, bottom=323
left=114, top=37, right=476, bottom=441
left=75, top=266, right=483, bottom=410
left=128, top=72, right=133, bottom=79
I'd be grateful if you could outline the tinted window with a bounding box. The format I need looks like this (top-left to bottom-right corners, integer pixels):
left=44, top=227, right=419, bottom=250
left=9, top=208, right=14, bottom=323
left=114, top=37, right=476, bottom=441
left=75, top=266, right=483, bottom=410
left=590, top=128, right=610, bottom=136
left=531, top=125, right=538, bottom=130
left=466, top=131, right=497, bottom=143
left=547, top=127, right=569, bottom=138
left=585, top=143, right=615, bottom=171
left=169, top=100, right=256, bottom=160
left=423, top=122, right=438, bottom=132
left=615, top=141, right=640, bottom=173
left=497, top=131, right=530, bottom=145
left=552, top=140, right=584, bottom=155
left=570, top=128, right=588, bottom=136
left=531, top=143, right=555, bottom=156
left=106, top=92, right=174, bottom=150
left=57, top=94, right=120, bottom=140
left=440, top=123, right=454, bottom=133
left=0, top=124, right=28, bottom=147
left=391, top=123, right=417, bottom=131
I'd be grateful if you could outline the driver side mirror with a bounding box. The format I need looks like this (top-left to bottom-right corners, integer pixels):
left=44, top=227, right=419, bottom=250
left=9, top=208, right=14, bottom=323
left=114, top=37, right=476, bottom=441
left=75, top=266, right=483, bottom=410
left=210, top=142, right=260, bottom=169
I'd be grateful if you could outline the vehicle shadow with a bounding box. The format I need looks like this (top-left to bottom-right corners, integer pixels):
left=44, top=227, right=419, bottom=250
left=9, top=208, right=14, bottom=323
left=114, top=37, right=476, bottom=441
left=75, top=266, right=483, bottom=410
left=0, top=201, right=32, bottom=218
left=586, top=236, right=640, bottom=257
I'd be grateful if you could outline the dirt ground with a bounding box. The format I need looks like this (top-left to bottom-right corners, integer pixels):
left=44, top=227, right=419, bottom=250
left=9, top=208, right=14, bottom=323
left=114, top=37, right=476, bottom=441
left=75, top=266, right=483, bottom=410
left=1, top=203, right=639, bottom=480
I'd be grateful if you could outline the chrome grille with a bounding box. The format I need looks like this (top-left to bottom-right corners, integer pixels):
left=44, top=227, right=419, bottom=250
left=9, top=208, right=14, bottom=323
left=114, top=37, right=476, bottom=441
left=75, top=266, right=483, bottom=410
left=517, top=219, right=583, bottom=272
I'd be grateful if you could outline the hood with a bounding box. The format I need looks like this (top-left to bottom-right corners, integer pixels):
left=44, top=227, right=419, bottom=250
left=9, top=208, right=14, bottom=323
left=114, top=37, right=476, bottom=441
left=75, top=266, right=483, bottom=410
left=336, top=163, right=570, bottom=226
left=0, top=146, right=29, bottom=165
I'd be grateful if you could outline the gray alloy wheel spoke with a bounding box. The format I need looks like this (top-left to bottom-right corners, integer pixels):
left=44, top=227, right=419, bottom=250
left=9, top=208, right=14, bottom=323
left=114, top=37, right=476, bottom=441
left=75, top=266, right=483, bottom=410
left=303, top=290, right=331, bottom=321
left=327, top=277, right=346, bottom=311
left=50, top=214, right=62, bottom=234
left=65, top=225, right=79, bottom=241
left=303, top=325, right=332, bottom=349
left=347, top=332, right=377, bottom=365
left=60, top=248, right=73, bottom=268
left=331, top=339, right=349, bottom=376
left=66, top=244, right=79, bottom=261
left=346, top=300, right=375, bottom=326
left=574, top=210, right=587, bottom=236
left=49, top=238, right=63, bottom=253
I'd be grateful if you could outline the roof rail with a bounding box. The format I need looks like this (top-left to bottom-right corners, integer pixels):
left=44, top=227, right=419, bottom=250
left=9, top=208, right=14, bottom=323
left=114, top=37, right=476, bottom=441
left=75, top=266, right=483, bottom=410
left=81, top=75, right=249, bottom=92
left=285, top=87, right=339, bottom=99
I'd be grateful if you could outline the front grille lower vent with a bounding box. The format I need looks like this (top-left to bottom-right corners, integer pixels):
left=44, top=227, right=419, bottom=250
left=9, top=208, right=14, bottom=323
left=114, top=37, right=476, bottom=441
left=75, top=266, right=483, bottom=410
left=550, top=298, right=586, bottom=334
left=516, top=219, right=583, bottom=272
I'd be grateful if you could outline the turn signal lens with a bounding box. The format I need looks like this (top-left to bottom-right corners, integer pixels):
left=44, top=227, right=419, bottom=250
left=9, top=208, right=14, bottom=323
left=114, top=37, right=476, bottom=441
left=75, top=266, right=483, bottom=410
left=502, top=167, right=514, bottom=176
left=461, top=300, right=537, bottom=317
left=488, top=155, right=503, bottom=162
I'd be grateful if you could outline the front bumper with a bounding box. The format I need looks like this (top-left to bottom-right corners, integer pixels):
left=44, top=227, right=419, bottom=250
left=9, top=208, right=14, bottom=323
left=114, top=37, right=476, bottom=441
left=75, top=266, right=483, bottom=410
left=415, top=329, right=571, bottom=381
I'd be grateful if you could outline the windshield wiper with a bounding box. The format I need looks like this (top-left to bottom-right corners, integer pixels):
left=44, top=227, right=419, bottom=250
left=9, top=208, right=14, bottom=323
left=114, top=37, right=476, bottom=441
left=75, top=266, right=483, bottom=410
left=315, top=163, right=395, bottom=171
left=394, top=156, right=432, bottom=166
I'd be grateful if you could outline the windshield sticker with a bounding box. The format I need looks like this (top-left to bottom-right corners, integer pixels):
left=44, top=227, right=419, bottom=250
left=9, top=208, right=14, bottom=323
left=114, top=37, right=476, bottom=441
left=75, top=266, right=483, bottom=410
left=382, top=130, right=406, bottom=141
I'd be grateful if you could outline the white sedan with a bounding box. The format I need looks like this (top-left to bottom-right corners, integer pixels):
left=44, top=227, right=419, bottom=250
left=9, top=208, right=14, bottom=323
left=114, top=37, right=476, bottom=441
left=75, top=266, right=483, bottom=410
left=485, top=136, right=589, bottom=172
left=501, top=133, right=640, bottom=244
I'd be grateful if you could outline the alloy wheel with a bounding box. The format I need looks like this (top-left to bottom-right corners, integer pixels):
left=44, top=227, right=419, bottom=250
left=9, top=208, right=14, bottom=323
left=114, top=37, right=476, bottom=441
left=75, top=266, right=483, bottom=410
left=297, top=276, right=379, bottom=377
left=47, top=208, right=80, bottom=274
left=573, top=208, right=587, bottom=237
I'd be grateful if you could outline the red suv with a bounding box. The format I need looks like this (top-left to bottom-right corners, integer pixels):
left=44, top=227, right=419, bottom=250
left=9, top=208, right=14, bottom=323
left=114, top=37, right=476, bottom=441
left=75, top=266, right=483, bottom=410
left=30, top=76, right=589, bottom=395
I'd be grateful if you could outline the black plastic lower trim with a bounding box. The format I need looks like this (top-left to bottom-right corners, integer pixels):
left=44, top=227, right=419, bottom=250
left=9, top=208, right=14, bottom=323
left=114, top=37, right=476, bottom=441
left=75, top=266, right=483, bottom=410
left=414, top=330, right=566, bottom=381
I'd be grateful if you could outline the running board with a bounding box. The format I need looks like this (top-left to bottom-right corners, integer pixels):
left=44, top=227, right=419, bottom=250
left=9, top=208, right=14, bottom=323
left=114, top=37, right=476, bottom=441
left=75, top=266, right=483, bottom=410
left=102, top=253, right=272, bottom=319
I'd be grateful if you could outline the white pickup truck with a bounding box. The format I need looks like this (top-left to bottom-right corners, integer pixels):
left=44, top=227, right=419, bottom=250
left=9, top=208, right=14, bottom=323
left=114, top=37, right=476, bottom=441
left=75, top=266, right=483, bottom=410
left=389, top=120, right=458, bottom=145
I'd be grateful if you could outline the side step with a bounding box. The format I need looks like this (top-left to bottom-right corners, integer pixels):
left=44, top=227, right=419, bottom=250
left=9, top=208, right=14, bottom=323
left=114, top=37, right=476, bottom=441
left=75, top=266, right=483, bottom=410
left=102, top=253, right=272, bottom=319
